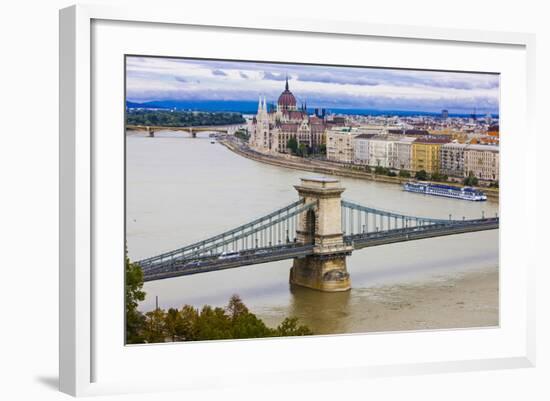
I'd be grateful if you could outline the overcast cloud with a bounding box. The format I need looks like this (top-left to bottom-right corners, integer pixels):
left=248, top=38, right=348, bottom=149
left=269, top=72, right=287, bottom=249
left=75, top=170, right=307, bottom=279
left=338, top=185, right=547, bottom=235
left=126, top=57, right=500, bottom=113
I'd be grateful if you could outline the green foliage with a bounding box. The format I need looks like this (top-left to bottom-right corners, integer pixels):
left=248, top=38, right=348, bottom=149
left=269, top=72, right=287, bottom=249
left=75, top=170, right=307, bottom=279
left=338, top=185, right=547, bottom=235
left=463, top=171, right=479, bottom=186
left=143, top=308, right=167, bottom=343
left=374, top=166, right=389, bottom=175
left=489, top=180, right=499, bottom=188
left=275, top=317, right=314, bottom=336
left=195, top=305, right=233, bottom=340
left=125, top=248, right=146, bottom=344
left=234, top=129, right=250, bottom=142
left=287, top=137, right=298, bottom=154
left=415, top=170, right=428, bottom=180
left=373, top=166, right=397, bottom=177
left=430, top=172, right=448, bottom=182
left=126, top=109, right=245, bottom=127
left=124, top=253, right=314, bottom=344
left=398, top=170, right=411, bottom=178
left=164, top=307, right=186, bottom=342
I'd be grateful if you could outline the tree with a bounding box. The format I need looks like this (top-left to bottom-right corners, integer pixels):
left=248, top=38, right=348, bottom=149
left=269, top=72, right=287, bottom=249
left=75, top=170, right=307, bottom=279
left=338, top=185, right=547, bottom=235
left=226, top=295, right=273, bottom=339
left=164, top=307, right=186, bottom=342
left=430, top=172, right=448, bottom=182
left=287, top=137, right=298, bottom=154
left=399, top=170, right=411, bottom=178
left=195, top=305, right=232, bottom=340
left=275, top=317, right=313, bottom=336
left=415, top=170, right=428, bottom=180
left=125, top=248, right=146, bottom=344
left=464, top=171, right=479, bottom=186
left=226, top=294, right=249, bottom=320
left=298, top=143, right=308, bottom=157
left=179, top=305, right=199, bottom=341
left=143, top=308, right=167, bottom=343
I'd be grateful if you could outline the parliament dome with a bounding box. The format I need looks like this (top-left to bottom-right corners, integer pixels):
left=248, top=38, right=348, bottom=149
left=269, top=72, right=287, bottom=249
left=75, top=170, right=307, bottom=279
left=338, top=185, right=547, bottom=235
left=277, top=77, right=297, bottom=110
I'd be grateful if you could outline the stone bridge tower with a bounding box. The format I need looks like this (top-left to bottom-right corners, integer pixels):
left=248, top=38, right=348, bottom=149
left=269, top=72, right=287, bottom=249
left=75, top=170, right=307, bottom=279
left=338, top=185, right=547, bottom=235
left=290, top=177, right=353, bottom=292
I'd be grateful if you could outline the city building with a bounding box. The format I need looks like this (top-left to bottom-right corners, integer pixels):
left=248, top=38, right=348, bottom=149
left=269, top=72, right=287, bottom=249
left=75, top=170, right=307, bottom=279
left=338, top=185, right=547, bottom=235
left=326, top=127, right=357, bottom=163
left=365, top=135, right=395, bottom=168
left=440, top=142, right=468, bottom=177
left=249, top=78, right=336, bottom=154
left=464, top=144, right=500, bottom=181
left=394, top=136, right=416, bottom=171
left=441, top=109, right=449, bottom=120
left=411, top=137, right=451, bottom=174
left=353, top=133, right=376, bottom=165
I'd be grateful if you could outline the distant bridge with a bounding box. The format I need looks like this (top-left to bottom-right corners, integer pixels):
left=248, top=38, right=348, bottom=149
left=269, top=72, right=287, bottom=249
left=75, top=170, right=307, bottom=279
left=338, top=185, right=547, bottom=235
left=136, top=177, right=498, bottom=291
left=126, top=124, right=246, bottom=138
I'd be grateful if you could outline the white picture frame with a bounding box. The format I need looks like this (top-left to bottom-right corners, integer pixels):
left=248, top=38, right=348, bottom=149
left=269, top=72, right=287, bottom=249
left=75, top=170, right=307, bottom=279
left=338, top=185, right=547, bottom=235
left=59, top=3, right=536, bottom=397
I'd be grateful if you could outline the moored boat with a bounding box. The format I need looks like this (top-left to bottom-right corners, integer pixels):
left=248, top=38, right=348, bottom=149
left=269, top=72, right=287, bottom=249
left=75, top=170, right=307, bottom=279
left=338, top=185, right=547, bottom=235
left=403, top=181, right=487, bottom=201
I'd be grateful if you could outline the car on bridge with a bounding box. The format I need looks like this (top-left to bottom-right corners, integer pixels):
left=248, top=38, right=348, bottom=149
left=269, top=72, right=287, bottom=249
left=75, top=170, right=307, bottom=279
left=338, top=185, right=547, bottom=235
left=219, top=251, right=240, bottom=259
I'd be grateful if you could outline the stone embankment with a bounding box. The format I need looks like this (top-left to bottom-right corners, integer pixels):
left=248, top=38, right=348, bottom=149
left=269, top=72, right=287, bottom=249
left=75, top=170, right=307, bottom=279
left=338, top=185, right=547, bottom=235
left=219, top=139, right=499, bottom=201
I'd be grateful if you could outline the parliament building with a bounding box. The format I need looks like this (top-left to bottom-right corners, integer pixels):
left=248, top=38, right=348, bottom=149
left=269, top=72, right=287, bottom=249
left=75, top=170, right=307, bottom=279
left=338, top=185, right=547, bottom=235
left=249, top=78, right=337, bottom=154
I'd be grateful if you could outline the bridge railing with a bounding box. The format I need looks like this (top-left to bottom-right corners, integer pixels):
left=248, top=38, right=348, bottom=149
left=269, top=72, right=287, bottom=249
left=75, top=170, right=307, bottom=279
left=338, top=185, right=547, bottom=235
left=340, top=199, right=484, bottom=236
left=137, top=199, right=316, bottom=270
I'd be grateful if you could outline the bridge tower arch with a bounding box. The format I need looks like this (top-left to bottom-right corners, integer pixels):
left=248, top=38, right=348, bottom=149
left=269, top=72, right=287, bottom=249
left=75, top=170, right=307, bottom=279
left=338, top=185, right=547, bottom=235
left=290, top=177, right=353, bottom=292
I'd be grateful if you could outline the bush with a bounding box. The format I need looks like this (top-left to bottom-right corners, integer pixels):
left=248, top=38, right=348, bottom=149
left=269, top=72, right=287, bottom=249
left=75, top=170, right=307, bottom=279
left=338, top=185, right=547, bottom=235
left=415, top=170, right=428, bottom=180
left=399, top=170, right=411, bottom=178
left=374, top=166, right=389, bottom=175
left=464, top=172, right=479, bottom=186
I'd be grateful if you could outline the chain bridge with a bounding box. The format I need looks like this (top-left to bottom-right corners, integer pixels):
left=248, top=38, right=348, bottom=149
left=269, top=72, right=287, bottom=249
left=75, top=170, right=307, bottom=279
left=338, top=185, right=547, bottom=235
left=137, top=177, right=498, bottom=292
left=126, top=124, right=245, bottom=137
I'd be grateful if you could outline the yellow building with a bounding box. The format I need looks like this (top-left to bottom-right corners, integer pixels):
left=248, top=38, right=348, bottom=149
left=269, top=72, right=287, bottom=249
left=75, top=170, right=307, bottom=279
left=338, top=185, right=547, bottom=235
left=411, top=137, right=450, bottom=174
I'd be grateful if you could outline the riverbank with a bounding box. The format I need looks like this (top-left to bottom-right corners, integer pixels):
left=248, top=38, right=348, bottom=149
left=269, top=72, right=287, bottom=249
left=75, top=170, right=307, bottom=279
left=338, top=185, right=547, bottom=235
left=257, top=266, right=499, bottom=334
left=219, top=138, right=499, bottom=201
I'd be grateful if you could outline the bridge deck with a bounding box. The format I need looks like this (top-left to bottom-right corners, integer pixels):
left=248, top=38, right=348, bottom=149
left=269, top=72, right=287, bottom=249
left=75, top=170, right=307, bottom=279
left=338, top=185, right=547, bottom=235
left=142, top=244, right=314, bottom=282
left=141, top=218, right=498, bottom=282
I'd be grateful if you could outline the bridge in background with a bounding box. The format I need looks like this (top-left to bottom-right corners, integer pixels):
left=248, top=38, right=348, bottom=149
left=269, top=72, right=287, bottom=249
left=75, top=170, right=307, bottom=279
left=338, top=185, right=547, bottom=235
left=126, top=124, right=246, bottom=138
left=136, top=177, right=498, bottom=291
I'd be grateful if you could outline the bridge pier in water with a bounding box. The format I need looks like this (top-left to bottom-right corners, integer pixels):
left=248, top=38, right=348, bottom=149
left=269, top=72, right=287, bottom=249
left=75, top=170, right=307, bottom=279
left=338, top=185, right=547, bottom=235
left=290, top=177, right=353, bottom=292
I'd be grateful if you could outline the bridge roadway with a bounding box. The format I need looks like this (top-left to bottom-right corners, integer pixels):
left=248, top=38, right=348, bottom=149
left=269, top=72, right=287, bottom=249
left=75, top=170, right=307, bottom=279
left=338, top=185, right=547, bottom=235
left=141, top=217, right=498, bottom=282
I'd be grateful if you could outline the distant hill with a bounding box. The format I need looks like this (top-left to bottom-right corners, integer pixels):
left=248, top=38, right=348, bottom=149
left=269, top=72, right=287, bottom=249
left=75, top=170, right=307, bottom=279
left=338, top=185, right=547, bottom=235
left=126, top=100, right=499, bottom=119
left=126, top=100, right=259, bottom=114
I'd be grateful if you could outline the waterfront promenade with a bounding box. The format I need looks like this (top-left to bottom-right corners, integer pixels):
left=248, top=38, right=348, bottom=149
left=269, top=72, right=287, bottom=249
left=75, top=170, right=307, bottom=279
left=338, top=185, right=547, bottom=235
left=219, top=138, right=500, bottom=201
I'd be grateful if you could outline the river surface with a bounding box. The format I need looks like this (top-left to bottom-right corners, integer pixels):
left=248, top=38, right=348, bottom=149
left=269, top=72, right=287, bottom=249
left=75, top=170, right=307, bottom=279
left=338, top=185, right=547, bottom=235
left=126, top=130, right=499, bottom=334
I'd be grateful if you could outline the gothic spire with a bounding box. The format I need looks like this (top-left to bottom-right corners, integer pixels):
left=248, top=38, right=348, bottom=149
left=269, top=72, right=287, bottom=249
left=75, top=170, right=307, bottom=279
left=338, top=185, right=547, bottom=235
left=285, top=75, right=289, bottom=91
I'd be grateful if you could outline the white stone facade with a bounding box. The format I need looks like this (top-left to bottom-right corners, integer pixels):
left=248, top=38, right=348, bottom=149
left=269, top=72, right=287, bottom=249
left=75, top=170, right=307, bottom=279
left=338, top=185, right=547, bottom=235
left=464, top=144, right=500, bottom=181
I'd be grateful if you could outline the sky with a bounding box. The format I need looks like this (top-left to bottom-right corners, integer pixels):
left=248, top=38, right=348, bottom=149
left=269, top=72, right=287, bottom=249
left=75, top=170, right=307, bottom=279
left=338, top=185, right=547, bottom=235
left=126, top=56, right=500, bottom=114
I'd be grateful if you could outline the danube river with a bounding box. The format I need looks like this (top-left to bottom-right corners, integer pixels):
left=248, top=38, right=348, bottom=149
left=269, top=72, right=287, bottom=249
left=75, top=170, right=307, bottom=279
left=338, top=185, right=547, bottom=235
left=126, top=131, right=499, bottom=334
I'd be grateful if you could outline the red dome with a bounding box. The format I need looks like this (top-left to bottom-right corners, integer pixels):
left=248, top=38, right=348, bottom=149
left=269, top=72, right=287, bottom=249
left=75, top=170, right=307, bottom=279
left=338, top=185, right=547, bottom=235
left=277, top=78, right=297, bottom=110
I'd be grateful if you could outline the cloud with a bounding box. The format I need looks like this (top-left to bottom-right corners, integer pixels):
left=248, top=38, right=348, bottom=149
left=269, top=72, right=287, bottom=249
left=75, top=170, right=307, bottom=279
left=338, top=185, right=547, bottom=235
left=263, top=71, right=286, bottom=81
left=297, top=71, right=379, bottom=86
left=125, top=56, right=500, bottom=114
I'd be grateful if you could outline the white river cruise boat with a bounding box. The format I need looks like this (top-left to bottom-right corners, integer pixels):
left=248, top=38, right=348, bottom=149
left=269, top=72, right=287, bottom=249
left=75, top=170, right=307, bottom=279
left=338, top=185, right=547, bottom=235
left=403, top=181, right=487, bottom=201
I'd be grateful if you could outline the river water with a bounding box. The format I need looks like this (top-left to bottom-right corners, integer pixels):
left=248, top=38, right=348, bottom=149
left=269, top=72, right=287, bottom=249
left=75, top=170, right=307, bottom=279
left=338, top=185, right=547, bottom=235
left=126, top=130, right=499, bottom=334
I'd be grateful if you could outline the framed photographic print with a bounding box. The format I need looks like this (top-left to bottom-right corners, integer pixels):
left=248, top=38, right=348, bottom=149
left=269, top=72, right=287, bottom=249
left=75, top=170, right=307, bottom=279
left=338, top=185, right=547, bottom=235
left=59, top=3, right=536, bottom=397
